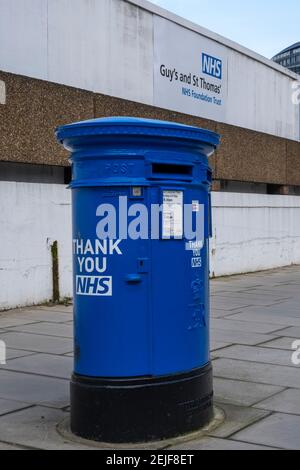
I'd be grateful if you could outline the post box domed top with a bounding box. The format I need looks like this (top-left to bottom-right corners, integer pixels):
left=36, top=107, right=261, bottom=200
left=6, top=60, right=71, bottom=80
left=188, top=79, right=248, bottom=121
left=56, top=117, right=220, bottom=152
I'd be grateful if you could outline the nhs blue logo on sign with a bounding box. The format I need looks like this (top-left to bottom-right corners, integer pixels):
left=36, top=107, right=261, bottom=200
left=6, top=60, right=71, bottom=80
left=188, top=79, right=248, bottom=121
left=202, top=53, right=222, bottom=79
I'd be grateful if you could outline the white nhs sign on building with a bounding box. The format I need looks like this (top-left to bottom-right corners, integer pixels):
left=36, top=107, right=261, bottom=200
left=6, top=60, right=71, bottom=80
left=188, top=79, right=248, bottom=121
left=202, top=53, right=222, bottom=80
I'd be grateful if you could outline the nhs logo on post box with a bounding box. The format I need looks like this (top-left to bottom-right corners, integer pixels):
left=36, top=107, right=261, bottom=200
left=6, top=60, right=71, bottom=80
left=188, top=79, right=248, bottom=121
left=202, top=53, right=222, bottom=80
left=76, top=275, right=112, bottom=296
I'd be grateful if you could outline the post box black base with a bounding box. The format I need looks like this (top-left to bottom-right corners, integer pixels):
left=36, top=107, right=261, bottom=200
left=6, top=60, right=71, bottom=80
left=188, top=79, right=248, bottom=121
left=70, top=363, right=213, bottom=443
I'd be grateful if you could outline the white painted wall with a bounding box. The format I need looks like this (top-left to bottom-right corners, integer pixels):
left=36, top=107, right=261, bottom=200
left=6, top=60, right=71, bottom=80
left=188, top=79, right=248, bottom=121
left=0, top=0, right=154, bottom=104
left=1, top=183, right=300, bottom=310
left=211, top=192, right=300, bottom=277
left=0, top=0, right=298, bottom=141
left=0, top=181, right=72, bottom=311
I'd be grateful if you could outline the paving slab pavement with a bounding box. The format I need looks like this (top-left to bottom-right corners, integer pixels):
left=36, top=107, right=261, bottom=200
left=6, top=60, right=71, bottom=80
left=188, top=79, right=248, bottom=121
left=0, top=443, right=25, bottom=450
left=213, top=358, right=300, bottom=388
left=0, top=331, right=73, bottom=354
left=207, top=403, right=271, bottom=439
left=8, top=322, right=73, bottom=339
left=260, top=336, right=300, bottom=351
left=226, top=311, right=300, bottom=327
left=0, top=398, right=32, bottom=416
left=253, top=388, right=300, bottom=415
left=231, top=413, right=300, bottom=450
left=210, top=328, right=277, bottom=346
left=213, top=378, right=284, bottom=407
left=169, top=436, right=274, bottom=450
left=0, top=266, right=299, bottom=450
left=212, top=345, right=295, bottom=367
left=3, top=354, right=73, bottom=380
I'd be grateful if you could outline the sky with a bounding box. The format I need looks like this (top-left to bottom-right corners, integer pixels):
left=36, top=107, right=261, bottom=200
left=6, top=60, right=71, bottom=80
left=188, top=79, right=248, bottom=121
left=149, top=0, right=299, bottom=59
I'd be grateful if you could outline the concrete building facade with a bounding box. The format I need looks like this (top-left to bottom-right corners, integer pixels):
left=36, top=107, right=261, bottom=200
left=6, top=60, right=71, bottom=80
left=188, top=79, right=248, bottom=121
left=0, top=0, right=300, bottom=310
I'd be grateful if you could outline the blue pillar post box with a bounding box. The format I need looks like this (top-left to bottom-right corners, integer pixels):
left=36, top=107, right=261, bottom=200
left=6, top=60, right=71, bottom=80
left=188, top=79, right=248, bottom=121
left=56, top=117, right=220, bottom=443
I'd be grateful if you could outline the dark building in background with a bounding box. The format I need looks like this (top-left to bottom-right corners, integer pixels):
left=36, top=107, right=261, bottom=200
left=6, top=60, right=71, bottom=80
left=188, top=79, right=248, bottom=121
left=273, top=43, right=300, bottom=75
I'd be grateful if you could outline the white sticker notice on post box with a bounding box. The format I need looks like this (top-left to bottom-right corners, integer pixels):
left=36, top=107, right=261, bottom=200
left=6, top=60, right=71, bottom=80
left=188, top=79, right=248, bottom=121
left=192, top=200, right=200, bottom=212
left=163, top=190, right=183, bottom=239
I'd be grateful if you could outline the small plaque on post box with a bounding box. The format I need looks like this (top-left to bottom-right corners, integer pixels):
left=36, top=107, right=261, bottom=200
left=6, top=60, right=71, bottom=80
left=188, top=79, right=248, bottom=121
left=162, top=190, right=183, bottom=239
